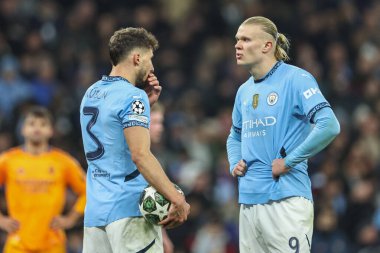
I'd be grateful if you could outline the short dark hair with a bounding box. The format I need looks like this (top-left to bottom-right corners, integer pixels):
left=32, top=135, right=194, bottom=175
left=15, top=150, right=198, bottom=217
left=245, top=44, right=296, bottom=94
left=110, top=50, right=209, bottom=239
left=24, top=106, right=53, bottom=124
left=109, top=27, right=159, bottom=66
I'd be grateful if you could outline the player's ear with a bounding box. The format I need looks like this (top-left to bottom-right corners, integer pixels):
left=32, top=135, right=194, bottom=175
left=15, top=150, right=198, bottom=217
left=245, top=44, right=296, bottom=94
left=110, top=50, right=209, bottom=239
left=262, top=40, right=273, bottom=53
left=133, top=54, right=140, bottom=66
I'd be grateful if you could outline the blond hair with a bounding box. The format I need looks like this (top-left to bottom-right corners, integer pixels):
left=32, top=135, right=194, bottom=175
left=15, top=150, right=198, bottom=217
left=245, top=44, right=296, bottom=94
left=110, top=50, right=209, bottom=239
left=242, top=16, right=290, bottom=61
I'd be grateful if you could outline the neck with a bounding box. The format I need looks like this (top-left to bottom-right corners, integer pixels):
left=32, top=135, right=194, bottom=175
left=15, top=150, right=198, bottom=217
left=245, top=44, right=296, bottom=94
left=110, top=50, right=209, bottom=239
left=109, top=64, right=136, bottom=85
left=24, top=141, right=50, bottom=155
left=249, top=58, right=278, bottom=80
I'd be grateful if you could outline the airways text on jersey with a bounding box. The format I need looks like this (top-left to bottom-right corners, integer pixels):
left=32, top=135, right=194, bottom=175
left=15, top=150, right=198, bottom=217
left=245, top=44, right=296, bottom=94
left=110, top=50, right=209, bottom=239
left=242, top=116, right=277, bottom=138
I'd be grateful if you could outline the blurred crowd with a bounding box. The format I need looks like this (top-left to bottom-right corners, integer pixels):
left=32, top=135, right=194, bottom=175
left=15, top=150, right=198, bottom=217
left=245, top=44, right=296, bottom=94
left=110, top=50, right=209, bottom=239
left=0, top=0, right=379, bottom=252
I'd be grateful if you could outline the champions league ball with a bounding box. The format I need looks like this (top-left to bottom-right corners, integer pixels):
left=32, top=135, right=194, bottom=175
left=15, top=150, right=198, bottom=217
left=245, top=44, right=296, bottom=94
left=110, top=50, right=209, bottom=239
left=139, top=185, right=184, bottom=225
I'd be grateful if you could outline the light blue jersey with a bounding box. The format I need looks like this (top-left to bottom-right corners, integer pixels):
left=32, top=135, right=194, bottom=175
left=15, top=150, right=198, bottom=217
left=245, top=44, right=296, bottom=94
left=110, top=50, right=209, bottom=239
left=230, top=61, right=330, bottom=204
left=80, top=75, right=150, bottom=227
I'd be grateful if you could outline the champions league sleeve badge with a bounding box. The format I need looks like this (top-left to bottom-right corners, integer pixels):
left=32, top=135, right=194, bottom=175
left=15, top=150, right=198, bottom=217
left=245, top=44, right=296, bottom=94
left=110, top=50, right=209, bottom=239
left=132, top=100, right=145, bottom=114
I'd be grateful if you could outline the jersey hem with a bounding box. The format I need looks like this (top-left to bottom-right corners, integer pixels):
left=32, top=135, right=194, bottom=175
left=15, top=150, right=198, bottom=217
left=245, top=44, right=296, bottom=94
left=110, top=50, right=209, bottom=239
left=238, top=190, right=313, bottom=205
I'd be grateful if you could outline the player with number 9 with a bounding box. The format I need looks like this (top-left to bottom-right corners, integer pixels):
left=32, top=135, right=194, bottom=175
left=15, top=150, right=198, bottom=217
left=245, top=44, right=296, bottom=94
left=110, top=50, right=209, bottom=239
left=227, top=16, right=340, bottom=252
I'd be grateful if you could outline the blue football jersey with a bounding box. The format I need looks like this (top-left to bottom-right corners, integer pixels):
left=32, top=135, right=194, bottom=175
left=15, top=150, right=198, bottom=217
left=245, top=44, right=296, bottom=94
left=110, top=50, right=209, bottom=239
left=80, top=75, right=150, bottom=226
left=231, top=61, right=330, bottom=204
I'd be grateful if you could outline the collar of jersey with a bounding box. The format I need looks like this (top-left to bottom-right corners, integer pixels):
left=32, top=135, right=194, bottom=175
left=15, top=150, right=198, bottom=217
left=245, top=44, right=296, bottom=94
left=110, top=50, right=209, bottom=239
left=102, top=75, right=131, bottom=83
left=254, top=61, right=283, bottom=83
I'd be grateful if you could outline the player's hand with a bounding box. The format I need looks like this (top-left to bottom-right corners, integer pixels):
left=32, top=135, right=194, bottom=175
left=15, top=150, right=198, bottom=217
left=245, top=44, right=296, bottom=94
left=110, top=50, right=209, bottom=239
left=0, top=215, right=19, bottom=233
left=50, top=213, right=79, bottom=230
left=144, top=73, right=162, bottom=106
left=272, top=158, right=290, bottom=179
left=232, top=159, right=247, bottom=177
left=159, top=197, right=190, bottom=229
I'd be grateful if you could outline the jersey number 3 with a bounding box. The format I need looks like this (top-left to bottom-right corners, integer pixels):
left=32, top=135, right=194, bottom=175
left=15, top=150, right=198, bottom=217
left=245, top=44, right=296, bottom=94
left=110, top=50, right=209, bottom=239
left=83, top=106, right=105, bottom=160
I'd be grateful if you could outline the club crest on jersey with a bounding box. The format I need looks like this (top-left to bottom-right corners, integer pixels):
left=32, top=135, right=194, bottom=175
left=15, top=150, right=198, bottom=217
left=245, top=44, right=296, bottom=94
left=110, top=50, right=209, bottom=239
left=267, top=92, right=278, bottom=106
left=132, top=100, right=145, bottom=114
left=252, top=94, right=259, bottom=109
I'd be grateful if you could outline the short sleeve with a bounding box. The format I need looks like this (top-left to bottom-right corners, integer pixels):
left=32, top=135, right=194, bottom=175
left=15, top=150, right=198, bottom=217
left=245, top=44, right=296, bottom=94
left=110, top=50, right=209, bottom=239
left=0, top=154, right=7, bottom=185
left=232, top=88, right=243, bottom=134
left=294, top=70, right=330, bottom=122
left=118, top=89, right=150, bottom=129
left=63, top=154, right=86, bottom=214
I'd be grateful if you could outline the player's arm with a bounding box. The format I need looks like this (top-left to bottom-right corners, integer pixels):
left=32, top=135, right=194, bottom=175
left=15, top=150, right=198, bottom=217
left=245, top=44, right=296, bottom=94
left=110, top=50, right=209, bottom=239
left=124, top=126, right=190, bottom=228
left=0, top=154, right=20, bottom=233
left=51, top=156, right=86, bottom=230
left=272, top=107, right=340, bottom=178
left=227, top=127, right=246, bottom=177
left=227, top=89, right=247, bottom=177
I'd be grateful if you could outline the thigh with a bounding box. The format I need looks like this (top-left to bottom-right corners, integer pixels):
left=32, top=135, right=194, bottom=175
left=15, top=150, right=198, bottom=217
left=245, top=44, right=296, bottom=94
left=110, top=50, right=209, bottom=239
left=259, top=197, right=314, bottom=253
left=83, top=226, right=113, bottom=253
left=239, top=204, right=269, bottom=253
left=106, top=217, right=163, bottom=253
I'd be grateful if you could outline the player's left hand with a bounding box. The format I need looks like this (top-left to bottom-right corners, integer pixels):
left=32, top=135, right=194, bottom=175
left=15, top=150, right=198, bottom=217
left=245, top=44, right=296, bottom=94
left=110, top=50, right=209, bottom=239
left=144, top=73, right=162, bottom=106
left=272, top=158, right=290, bottom=179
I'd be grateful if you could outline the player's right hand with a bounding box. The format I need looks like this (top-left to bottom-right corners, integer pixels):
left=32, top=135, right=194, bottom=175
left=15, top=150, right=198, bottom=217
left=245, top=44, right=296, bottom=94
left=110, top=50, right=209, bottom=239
left=232, top=159, right=247, bottom=177
left=159, top=196, right=190, bottom=229
left=0, top=215, right=19, bottom=233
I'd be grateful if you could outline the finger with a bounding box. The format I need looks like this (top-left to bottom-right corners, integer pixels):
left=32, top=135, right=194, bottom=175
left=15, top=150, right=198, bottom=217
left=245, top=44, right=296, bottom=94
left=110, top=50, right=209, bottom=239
left=148, top=75, right=157, bottom=81
left=148, top=80, right=159, bottom=86
left=234, top=169, right=244, bottom=176
left=239, top=160, right=247, bottom=168
left=158, top=216, right=173, bottom=226
left=153, top=85, right=162, bottom=91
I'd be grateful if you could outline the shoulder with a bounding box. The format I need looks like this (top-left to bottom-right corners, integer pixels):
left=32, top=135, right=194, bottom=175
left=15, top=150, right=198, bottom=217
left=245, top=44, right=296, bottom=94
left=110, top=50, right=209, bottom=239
left=0, top=147, right=24, bottom=159
left=237, top=77, right=253, bottom=95
left=50, top=147, right=77, bottom=161
left=282, top=63, right=315, bottom=80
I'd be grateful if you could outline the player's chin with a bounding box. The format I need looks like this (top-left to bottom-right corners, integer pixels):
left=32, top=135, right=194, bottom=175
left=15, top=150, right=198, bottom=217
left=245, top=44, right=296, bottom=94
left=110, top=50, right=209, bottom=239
left=236, top=60, right=245, bottom=65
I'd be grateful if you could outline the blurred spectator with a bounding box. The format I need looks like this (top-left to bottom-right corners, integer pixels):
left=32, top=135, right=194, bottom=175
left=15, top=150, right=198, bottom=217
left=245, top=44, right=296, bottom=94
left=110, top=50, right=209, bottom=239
left=0, top=0, right=379, bottom=252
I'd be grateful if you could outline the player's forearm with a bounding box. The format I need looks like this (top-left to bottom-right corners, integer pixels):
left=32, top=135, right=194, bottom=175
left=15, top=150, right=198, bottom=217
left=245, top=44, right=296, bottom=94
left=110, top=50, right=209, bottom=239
left=227, top=127, right=242, bottom=174
left=285, top=108, right=340, bottom=168
left=66, top=209, right=82, bottom=224
left=133, top=152, right=184, bottom=205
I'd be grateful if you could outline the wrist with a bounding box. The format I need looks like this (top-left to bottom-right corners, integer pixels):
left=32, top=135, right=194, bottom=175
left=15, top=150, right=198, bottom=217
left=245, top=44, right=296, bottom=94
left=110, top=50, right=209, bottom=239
left=171, top=193, right=185, bottom=206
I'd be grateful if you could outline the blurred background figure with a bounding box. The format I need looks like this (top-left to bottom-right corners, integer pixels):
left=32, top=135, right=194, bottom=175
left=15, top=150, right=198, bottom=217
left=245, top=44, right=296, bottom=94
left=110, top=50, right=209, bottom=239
left=0, top=106, right=86, bottom=253
left=0, top=0, right=379, bottom=252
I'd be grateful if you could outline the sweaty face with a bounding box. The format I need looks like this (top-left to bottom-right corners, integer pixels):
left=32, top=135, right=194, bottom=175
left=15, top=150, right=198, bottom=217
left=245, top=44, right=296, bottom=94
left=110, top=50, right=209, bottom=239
left=235, top=24, right=272, bottom=67
left=22, top=116, right=53, bottom=145
left=135, top=49, right=154, bottom=89
left=149, top=111, right=164, bottom=144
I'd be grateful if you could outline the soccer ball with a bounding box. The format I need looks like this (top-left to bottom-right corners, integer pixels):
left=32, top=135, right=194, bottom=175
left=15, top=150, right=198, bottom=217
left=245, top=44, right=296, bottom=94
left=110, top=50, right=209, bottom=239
left=139, top=185, right=183, bottom=225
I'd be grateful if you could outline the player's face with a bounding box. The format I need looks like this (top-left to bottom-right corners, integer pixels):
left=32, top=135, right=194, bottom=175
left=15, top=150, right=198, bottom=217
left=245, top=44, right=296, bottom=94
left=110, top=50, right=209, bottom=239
left=149, top=111, right=164, bottom=144
left=235, top=24, right=270, bottom=67
left=135, top=49, right=154, bottom=89
left=22, top=116, right=53, bottom=144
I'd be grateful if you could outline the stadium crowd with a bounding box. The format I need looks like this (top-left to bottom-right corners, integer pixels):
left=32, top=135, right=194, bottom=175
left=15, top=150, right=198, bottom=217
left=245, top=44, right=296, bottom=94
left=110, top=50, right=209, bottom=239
left=0, top=0, right=379, bottom=252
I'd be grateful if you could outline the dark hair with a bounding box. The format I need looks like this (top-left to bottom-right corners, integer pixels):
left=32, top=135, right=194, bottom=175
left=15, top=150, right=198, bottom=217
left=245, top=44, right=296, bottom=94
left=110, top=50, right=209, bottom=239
left=24, top=106, right=53, bottom=124
left=109, top=27, right=159, bottom=66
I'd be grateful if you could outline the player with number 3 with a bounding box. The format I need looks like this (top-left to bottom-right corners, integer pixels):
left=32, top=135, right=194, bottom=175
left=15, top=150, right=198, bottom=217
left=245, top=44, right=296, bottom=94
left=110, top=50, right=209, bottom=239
left=80, top=27, right=190, bottom=253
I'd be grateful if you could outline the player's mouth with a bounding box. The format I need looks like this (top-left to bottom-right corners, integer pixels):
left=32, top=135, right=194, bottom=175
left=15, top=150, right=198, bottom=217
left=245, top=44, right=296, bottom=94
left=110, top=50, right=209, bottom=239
left=236, top=53, right=243, bottom=60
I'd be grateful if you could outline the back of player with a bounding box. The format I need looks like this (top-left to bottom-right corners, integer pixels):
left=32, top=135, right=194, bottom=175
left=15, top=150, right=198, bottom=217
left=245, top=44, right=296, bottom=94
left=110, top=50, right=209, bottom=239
left=80, top=27, right=189, bottom=253
left=80, top=76, right=150, bottom=226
